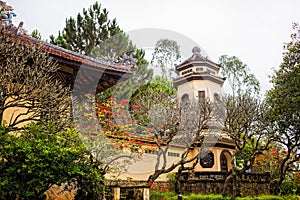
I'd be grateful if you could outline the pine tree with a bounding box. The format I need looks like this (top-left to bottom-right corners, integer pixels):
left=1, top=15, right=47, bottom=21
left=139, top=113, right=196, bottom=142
left=51, top=1, right=153, bottom=101
left=50, top=2, right=122, bottom=56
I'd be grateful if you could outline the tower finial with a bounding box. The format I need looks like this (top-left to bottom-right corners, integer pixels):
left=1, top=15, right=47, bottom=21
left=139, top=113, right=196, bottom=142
left=192, top=46, right=201, bottom=55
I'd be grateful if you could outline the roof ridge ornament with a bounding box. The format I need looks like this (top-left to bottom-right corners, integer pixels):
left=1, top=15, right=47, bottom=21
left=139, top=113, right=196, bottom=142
left=192, top=46, right=201, bottom=55
left=0, top=0, right=16, bottom=27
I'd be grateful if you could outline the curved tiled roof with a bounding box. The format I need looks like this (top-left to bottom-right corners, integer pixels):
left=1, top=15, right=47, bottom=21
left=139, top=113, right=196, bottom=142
left=176, top=46, right=220, bottom=71
left=14, top=32, right=130, bottom=74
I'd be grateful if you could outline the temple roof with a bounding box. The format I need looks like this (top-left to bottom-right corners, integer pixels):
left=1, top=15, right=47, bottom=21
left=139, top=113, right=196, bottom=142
left=5, top=27, right=132, bottom=92
left=16, top=33, right=130, bottom=74
left=176, top=46, right=221, bottom=72
left=1, top=0, right=130, bottom=89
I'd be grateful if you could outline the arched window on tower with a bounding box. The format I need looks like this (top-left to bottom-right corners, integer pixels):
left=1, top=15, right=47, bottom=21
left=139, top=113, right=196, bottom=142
left=181, top=94, right=190, bottom=108
left=220, top=150, right=232, bottom=172
left=214, top=93, right=221, bottom=101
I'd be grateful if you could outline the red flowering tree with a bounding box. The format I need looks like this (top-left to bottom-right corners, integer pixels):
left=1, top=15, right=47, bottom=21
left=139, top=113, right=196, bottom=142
left=253, top=146, right=300, bottom=194
left=74, top=76, right=217, bottom=190
left=252, top=146, right=287, bottom=175
left=73, top=94, right=145, bottom=178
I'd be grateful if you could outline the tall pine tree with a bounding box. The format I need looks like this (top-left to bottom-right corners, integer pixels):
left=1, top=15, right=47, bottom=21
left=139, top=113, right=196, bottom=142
left=50, top=2, right=122, bottom=56
left=51, top=1, right=153, bottom=101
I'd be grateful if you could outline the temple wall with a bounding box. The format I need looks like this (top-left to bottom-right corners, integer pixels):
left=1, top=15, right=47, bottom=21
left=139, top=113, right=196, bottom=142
left=2, top=97, right=34, bottom=127
left=177, top=80, right=222, bottom=102
left=177, top=171, right=271, bottom=197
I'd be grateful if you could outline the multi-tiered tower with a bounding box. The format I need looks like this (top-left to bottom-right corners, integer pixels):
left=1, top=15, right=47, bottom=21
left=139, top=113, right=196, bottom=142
left=174, top=47, right=234, bottom=172
left=174, top=46, right=225, bottom=103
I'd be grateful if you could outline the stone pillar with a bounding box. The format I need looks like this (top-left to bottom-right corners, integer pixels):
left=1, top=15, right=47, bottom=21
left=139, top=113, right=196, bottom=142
left=113, top=187, right=120, bottom=200
left=143, top=188, right=150, bottom=200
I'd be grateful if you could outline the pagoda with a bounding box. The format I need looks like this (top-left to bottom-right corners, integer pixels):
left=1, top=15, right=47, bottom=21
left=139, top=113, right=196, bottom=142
left=174, top=47, right=234, bottom=172
left=174, top=46, right=225, bottom=103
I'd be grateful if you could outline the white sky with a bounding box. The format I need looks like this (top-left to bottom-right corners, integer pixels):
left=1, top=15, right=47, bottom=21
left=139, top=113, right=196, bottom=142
left=10, top=0, right=300, bottom=96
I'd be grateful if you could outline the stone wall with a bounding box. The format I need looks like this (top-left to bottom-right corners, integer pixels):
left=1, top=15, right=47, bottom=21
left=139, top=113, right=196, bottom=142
left=177, top=171, right=270, bottom=197
left=45, top=185, right=74, bottom=200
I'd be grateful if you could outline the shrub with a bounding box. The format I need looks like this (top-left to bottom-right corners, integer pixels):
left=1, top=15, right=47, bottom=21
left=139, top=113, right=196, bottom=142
left=236, top=195, right=299, bottom=200
left=184, top=194, right=231, bottom=200
left=150, top=191, right=177, bottom=200
left=149, top=192, right=299, bottom=200
left=279, top=180, right=299, bottom=195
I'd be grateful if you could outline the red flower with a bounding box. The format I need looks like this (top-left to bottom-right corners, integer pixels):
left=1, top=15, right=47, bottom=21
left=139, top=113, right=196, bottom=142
left=146, top=181, right=153, bottom=186
left=120, top=99, right=130, bottom=106
left=133, top=105, right=141, bottom=109
left=108, top=97, right=116, bottom=101
left=99, top=106, right=109, bottom=111
left=135, top=141, right=144, bottom=146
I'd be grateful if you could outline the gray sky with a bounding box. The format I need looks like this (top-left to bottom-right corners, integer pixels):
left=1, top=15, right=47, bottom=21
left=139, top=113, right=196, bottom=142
left=11, top=0, right=300, bottom=96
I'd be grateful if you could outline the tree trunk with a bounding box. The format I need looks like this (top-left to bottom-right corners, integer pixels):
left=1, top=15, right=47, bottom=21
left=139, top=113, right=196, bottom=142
left=270, top=179, right=281, bottom=195
left=174, top=167, right=183, bottom=194
left=0, top=90, right=5, bottom=124
left=222, top=172, right=233, bottom=196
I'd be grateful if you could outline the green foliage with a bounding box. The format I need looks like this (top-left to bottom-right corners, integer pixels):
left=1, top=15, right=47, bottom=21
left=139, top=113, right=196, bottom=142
left=150, top=192, right=232, bottom=200
left=185, top=194, right=231, bottom=200
left=130, top=76, right=177, bottom=126
left=51, top=1, right=152, bottom=104
left=131, top=76, right=176, bottom=101
left=151, top=38, right=181, bottom=80
left=279, top=180, right=300, bottom=195
left=101, top=60, right=154, bottom=103
left=50, top=1, right=122, bottom=55
left=166, top=172, right=177, bottom=185
left=0, top=123, right=104, bottom=199
left=150, top=191, right=177, bottom=200
left=236, top=195, right=299, bottom=200
left=50, top=1, right=147, bottom=68
left=149, top=192, right=299, bottom=200
left=267, top=22, right=300, bottom=139
left=31, top=29, right=42, bottom=40
left=266, top=23, right=300, bottom=190
left=219, top=55, right=260, bottom=97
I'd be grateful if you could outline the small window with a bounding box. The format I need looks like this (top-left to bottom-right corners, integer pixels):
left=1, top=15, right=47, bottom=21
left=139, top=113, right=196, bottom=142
left=168, top=152, right=180, bottom=157
left=198, top=91, right=205, bottom=101
left=145, top=150, right=158, bottom=155
left=181, top=69, right=193, bottom=76
left=196, top=67, right=203, bottom=72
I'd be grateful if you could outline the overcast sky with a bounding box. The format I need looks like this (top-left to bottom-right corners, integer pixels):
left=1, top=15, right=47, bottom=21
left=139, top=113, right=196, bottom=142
left=10, top=0, right=300, bottom=96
